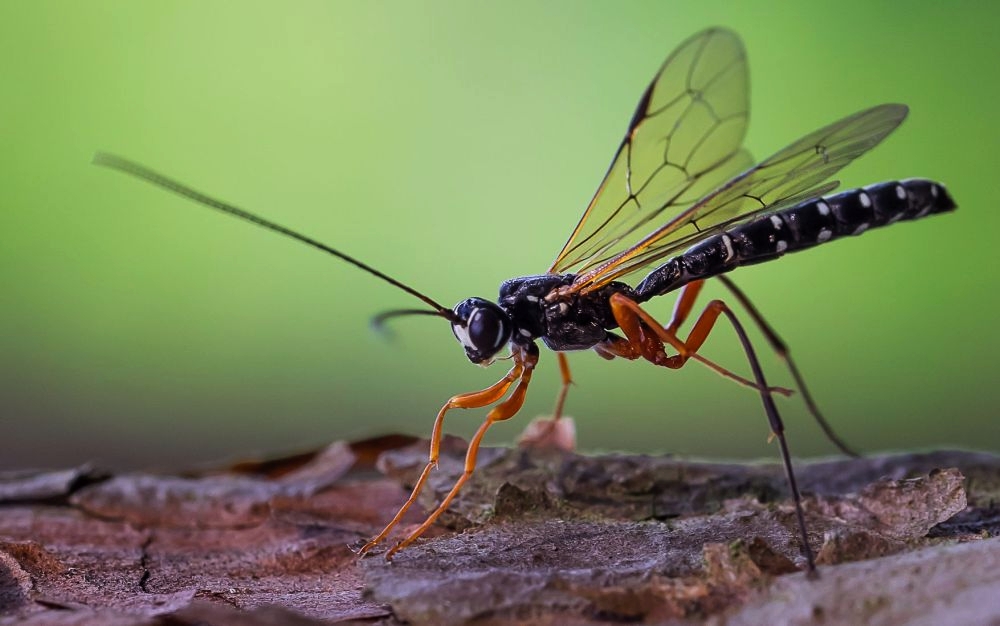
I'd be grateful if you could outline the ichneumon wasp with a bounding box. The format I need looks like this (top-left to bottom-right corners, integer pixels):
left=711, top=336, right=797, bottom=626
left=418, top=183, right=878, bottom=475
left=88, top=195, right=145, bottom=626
left=95, top=27, right=955, bottom=574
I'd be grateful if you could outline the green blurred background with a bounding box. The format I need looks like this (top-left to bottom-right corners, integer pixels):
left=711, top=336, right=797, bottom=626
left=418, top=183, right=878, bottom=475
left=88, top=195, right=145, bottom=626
left=1, top=1, right=996, bottom=470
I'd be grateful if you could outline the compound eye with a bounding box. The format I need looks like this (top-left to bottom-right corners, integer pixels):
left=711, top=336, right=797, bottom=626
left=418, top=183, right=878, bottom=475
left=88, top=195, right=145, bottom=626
left=468, top=307, right=506, bottom=352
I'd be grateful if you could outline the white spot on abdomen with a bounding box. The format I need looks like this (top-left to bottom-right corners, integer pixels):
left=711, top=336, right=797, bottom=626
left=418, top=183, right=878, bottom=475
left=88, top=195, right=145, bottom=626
left=776, top=240, right=788, bottom=253
left=818, top=228, right=833, bottom=243
left=720, top=234, right=734, bottom=262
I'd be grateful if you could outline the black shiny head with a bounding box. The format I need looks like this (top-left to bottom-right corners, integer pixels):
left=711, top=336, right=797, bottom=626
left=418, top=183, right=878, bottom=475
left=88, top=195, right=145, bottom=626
left=451, top=298, right=512, bottom=364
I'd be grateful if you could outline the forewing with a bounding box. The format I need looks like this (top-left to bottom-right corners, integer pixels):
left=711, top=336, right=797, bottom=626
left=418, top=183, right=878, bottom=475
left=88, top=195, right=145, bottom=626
left=570, top=103, right=909, bottom=291
left=548, top=28, right=751, bottom=274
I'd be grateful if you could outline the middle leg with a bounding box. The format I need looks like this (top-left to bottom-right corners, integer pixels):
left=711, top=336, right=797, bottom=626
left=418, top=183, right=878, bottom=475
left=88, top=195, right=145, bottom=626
left=518, top=351, right=576, bottom=450
left=359, top=351, right=526, bottom=556
left=551, top=352, right=573, bottom=421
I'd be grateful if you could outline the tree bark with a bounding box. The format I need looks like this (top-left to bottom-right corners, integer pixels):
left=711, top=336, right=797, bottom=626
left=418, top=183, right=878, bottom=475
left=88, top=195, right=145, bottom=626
left=1, top=434, right=997, bottom=625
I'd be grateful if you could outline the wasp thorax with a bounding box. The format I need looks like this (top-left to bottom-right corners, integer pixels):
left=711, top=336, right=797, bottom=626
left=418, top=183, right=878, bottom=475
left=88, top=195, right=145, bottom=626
left=451, top=298, right=512, bottom=364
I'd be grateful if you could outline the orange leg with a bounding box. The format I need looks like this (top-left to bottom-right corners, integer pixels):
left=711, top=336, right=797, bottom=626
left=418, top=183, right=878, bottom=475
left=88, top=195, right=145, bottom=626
left=552, top=352, right=573, bottom=421
left=596, top=284, right=791, bottom=397
left=358, top=353, right=526, bottom=556
left=613, top=289, right=727, bottom=367
left=606, top=292, right=816, bottom=573
left=385, top=343, right=540, bottom=559
left=667, top=281, right=761, bottom=385
left=517, top=351, right=575, bottom=451
left=665, top=279, right=706, bottom=333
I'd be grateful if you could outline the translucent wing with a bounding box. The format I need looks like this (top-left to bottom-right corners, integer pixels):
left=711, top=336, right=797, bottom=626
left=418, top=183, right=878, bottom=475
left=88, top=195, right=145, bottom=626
left=567, top=103, right=909, bottom=293
left=548, top=28, right=752, bottom=274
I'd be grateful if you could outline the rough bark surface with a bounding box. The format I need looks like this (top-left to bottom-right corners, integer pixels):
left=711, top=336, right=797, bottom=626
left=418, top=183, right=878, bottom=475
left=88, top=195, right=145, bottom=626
left=1, top=433, right=998, bottom=625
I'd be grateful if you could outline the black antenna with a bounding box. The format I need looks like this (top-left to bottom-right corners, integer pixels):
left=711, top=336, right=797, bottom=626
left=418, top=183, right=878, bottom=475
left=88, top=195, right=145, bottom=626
left=93, top=152, right=455, bottom=320
left=371, top=308, right=452, bottom=333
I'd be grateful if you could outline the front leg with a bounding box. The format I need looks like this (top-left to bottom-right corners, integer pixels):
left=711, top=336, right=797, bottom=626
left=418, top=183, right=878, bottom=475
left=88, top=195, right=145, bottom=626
left=385, top=342, right=540, bottom=558
left=359, top=347, right=528, bottom=557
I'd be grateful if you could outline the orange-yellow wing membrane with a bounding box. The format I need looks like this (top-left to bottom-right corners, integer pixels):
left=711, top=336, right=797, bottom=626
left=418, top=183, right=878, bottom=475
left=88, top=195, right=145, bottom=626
left=569, top=103, right=909, bottom=292
left=548, top=28, right=752, bottom=275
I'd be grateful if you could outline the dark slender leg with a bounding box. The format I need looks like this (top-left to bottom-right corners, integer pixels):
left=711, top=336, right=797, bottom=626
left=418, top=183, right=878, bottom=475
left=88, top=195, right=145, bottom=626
left=716, top=304, right=817, bottom=576
left=717, top=275, right=859, bottom=458
left=607, top=293, right=817, bottom=574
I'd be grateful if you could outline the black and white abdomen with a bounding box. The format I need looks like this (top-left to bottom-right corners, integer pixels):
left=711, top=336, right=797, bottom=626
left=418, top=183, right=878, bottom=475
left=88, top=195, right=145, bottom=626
left=634, top=178, right=956, bottom=301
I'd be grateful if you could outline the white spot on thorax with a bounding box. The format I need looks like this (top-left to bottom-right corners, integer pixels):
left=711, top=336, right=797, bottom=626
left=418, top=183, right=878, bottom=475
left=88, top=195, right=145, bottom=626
left=816, top=201, right=830, bottom=217
left=817, top=228, right=833, bottom=243
left=930, top=184, right=940, bottom=199
left=769, top=214, right=783, bottom=229
left=858, top=191, right=872, bottom=209
left=525, top=295, right=539, bottom=303
left=853, top=223, right=869, bottom=236
left=776, top=240, right=788, bottom=253
left=519, top=328, right=532, bottom=338
left=896, top=185, right=907, bottom=200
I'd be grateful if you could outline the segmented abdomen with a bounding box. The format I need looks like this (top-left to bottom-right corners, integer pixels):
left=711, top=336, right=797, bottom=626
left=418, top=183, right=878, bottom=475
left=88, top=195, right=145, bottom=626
left=633, top=178, right=956, bottom=301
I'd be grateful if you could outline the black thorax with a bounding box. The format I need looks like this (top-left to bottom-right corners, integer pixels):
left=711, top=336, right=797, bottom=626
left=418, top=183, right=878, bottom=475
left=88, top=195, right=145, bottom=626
left=498, top=274, right=635, bottom=352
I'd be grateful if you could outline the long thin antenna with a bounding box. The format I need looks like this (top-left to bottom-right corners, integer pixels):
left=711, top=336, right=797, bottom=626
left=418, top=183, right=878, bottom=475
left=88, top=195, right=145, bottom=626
left=93, top=152, right=453, bottom=318
left=371, top=308, right=452, bottom=331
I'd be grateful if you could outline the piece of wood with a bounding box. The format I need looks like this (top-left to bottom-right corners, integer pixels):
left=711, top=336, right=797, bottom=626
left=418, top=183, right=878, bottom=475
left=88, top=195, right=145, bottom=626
left=1, top=436, right=997, bottom=625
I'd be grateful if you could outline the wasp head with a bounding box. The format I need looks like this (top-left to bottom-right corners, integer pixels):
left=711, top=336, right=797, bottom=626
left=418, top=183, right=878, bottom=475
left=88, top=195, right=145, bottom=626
left=450, top=298, right=512, bottom=365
